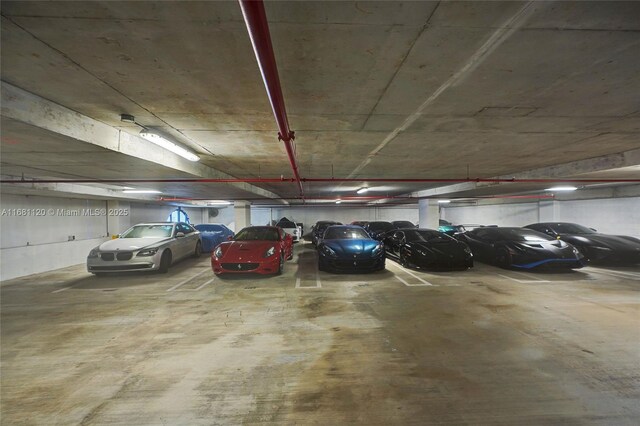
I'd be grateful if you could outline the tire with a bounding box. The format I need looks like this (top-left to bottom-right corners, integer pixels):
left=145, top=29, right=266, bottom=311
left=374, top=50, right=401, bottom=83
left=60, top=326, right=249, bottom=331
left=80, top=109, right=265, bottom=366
left=158, top=250, right=172, bottom=273
left=193, top=241, right=202, bottom=258
left=495, top=248, right=512, bottom=268
left=399, top=252, right=408, bottom=267
left=287, top=248, right=293, bottom=261
left=276, top=254, right=284, bottom=275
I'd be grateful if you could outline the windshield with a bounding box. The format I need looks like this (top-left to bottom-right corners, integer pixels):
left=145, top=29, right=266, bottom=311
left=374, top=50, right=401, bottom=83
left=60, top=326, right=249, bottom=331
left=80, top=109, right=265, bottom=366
left=276, top=220, right=296, bottom=228
left=548, top=223, right=596, bottom=234
left=404, top=230, right=453, bottom=243
left=324, top=227, right=370, bottom=240
left=316, top=222, right=341, bottom=232
left=368, top=222, right=394, bottom=232
left=234, top=227, right=279, bottom=241
left=194, top=224, right=224, bottom=233
left=121, top=224, right=173, bottom=238
left=393, top=221, right=415, bottom=228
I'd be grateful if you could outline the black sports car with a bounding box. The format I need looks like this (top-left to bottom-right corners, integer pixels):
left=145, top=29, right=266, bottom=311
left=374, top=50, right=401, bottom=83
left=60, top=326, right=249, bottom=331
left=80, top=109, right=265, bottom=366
left=364, top=221, right=395, bottom=241
left=318, top=225, right=385, bottom=273
left=311, top=220, right=342, bottom=246
left=392, top=220, right=417, bottom=229
left=384, top=228, right=473, bottom=270
left=524, top=222, right=640, bottom=265
left=457, top=227, right=586, bottom=270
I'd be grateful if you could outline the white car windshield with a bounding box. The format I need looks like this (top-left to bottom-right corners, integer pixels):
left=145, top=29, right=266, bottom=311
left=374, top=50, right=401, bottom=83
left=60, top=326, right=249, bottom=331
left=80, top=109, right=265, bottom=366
left=121, top=225, right=174, bottom=238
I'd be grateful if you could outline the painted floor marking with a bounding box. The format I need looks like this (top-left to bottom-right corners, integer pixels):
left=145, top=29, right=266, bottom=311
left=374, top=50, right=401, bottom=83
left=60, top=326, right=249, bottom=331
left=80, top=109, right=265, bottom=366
left=52, top=285, right=75, bottom=294
left=498, top=274, right=550, bottom=284
left=586, top=268, right=640, bottom=281
left=295, top=277, right=301, bottom=288
left=394, top=275, right=432, bottom=287
left=388, top=262, right=434, bottom=286
left=167, top=269, right=209, bottom=292
left=295, top=274, right=322, bottom=289
left=315, top=271, right=322, bottom=288
left=194, top=277, right=215, bottom=291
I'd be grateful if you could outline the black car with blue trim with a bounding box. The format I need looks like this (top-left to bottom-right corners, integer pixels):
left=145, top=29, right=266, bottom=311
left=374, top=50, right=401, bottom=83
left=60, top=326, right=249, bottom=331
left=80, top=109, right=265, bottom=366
left=318, top=225, right=385, bottom=273
left=457, top=227, right=585, bottom=270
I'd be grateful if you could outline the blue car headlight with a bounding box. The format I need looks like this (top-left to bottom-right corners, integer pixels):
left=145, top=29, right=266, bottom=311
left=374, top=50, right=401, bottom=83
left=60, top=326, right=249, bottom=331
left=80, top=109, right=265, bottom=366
left=137, top=248, right=159, bottom=257
left=371, top=243, right=383, bottom=256
left=321, top=245, right=337, bottom=257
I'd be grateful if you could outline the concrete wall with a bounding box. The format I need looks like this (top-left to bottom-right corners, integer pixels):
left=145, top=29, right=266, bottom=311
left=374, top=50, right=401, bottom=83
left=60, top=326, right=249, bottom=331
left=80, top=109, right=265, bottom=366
left=127, top=203, right=235, bottom=231
left=1, top=194, right=111, bottom=281
left=442, top=197, right=640, bottom=238
left=251, top=206, right=418, bottom=234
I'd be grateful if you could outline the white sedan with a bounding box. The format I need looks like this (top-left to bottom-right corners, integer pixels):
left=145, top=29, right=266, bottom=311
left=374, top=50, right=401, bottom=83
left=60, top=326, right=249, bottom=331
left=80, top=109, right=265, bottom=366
left=87, top=222, right=201, bottom=275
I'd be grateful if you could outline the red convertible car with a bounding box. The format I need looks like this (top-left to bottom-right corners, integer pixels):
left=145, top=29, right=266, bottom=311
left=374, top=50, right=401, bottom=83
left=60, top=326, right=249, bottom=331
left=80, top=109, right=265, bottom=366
left=211, top=226, right=293, bottom=275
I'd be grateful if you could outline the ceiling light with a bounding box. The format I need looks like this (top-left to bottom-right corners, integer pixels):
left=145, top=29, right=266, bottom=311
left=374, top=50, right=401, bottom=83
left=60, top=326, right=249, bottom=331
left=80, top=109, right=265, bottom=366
left=123, top=189, right=162, bottom=194
left=356, top=187, right=369, bottom=194
left=437, top=200, right=451, bottom=204
left=545, top=186, right=577, bottom=192
left=335, top=200, right=342, bottom=204
left=207, top=200, right=231, bottom=206
left=139, top=129, right=200, bottom=162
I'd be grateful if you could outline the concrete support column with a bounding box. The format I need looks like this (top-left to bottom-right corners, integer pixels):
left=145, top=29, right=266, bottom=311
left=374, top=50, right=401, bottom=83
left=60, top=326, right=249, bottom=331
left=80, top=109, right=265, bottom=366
left=234, top=201, right=251, bottom=232
left=418, top=199, right=439, bottom=229
left=106, top=200, right=131, bottom=237
left=538, top=200, right=559, bottom=223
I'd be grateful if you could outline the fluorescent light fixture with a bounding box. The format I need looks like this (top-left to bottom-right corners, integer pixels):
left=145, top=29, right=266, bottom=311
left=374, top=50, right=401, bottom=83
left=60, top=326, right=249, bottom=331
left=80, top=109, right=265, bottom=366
left=356, top=187, right=369, bottom=194
left=335, top=200, right=342, bottom=204
left=123, top=189, right=162, bottom=194
left=545, top=186, right=577, bottom=192
left=207, top=200, right=231, bottom=206
left=139, top=129, right=200, bottom=162
left=437, top=200, right=451, bottom=204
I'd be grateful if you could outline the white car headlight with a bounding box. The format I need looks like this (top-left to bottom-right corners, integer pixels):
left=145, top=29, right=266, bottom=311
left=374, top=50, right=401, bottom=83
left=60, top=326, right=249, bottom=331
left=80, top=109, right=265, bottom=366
left=88, top=248, right=99, bottom=258
left=263, top=246, right=276, bottom=258
left=213, top=246, right=223, bottom=259
left=137, top=248, right=159, bottom=257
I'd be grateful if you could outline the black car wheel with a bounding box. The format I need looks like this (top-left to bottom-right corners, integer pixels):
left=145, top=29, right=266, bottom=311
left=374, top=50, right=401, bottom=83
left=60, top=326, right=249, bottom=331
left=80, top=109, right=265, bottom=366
left=495, top=248, right=512, bottom=268
left=158, top=250, right=172, bottom=273
left=399, top=252, right=408, bottom=267
left=276, top=254, right=284, bottom=275
left=193, top=241, right=202, bottom=258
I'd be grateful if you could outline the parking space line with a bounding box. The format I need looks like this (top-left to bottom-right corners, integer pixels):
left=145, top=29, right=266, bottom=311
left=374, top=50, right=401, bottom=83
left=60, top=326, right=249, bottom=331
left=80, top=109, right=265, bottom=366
left=52, top=285, right=76, bottom=294
left=388, top=262, right=433, bottom=286
left=167, top=269, right=209, bottom=292
left=295, top=277, right=301, bottom=288
left=586, top=268, right=640, bottom=281
left=498, top=274, right=550, bottom=284
left=315, top=271, right=322, bottom=288
left=194, top=277, right=215, bottom=291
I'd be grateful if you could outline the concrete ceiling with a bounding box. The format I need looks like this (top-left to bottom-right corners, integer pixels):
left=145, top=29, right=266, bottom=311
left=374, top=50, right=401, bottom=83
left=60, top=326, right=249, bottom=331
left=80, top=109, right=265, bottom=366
left=1, top=1, right=639, bottom=204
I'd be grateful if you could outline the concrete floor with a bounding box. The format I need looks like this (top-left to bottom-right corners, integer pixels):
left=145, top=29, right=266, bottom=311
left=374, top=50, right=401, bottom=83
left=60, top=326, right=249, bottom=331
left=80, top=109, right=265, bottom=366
left=1, top=242, right=639, bottom=425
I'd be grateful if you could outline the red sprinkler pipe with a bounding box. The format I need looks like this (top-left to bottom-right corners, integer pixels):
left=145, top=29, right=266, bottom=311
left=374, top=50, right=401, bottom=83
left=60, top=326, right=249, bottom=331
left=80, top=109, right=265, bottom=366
left=238, top=0, right=304, bottom=197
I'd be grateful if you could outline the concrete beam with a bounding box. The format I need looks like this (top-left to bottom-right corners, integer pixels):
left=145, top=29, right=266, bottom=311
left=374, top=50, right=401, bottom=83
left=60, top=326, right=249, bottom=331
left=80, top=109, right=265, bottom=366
left=413, top=148, right=640, bottom=198
left=1, top=81, right=285, bottom=202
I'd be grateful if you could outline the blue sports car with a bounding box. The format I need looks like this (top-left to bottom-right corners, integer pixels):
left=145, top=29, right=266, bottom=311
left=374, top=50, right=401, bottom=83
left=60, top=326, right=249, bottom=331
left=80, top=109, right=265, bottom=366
left=194, top=224, right=235, bottom=252
left=317, top=225, right=385, bottom=273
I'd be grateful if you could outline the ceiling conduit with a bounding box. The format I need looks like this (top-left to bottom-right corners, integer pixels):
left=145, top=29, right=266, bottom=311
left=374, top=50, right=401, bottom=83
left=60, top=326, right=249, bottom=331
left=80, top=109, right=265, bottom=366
left=238, top=0, right=304, bottom=198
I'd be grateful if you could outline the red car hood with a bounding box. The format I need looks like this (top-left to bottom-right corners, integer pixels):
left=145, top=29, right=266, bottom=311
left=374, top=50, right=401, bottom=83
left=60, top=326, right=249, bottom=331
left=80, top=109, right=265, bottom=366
left=219, top=240, right=277, bottom=262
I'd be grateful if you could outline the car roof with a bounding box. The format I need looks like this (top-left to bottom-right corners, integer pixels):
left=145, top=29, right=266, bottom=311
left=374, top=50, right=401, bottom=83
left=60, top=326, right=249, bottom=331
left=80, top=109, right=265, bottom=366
left=133, top=222, right=178, bottom=226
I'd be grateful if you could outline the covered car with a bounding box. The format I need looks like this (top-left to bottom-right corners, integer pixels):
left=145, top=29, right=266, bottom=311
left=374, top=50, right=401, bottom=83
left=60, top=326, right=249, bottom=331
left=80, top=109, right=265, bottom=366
left=311, top=220, right=342, bottom=246
left=457, top=227, right=585, bottom=270
left=318, top=225, right=385, bottom=273
left=211, top=226, right=293, bottom=275
left=87, top=222, right=201, bottom=275
left=363, top=221, right=395, bottom=241
left=524, top=222, right=640, bottom=265
left=384, top=228, right=473, bottom=270
left=193, top=223, right=234, bottom=252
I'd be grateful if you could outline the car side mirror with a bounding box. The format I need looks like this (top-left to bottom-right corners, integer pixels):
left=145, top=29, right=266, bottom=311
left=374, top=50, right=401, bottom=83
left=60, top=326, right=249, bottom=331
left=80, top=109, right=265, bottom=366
left=176, top=232, right=185, bottom=238
left=227, top=236, right=233, bottom=241
left=590, top=228, right=597, bottom=232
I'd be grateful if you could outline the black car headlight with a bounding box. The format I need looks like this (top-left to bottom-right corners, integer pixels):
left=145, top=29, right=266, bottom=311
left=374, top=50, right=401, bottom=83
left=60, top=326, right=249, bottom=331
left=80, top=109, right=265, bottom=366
left=321, top=245, right=337, bottom=257
left=371, top=243, right=383, bottom=256
left=463, top=246, right=472, bottom=255
left=263, top=246, right=276, bottom=258
left=88, top=248, right=99, bottom=258
left=213, top=246, right=223, bottom=259
left=137, top=248, right=159, bottom=257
